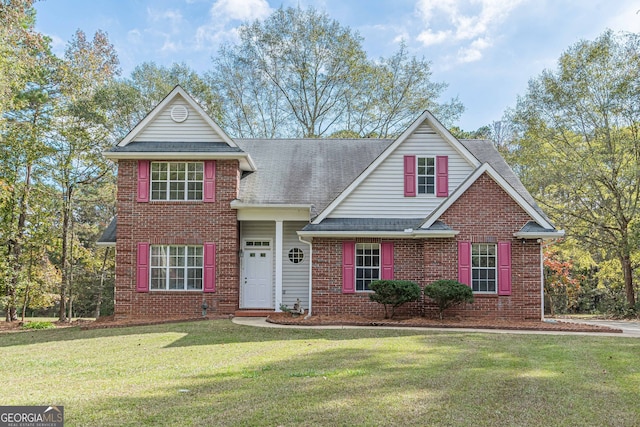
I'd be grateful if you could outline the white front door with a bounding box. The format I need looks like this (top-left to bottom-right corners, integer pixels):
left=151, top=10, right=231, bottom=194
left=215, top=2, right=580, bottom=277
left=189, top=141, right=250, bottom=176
left=242, top=245, right=273, bottom=308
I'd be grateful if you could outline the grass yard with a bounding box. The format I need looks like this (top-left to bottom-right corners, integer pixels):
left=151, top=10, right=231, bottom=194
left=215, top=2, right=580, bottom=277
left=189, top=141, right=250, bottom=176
left=1, top=320, right=639, bottom=426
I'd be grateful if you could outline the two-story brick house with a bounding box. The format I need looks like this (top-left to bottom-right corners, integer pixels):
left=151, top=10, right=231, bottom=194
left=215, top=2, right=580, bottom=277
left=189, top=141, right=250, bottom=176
left=98, top=86, right=563, bottom=321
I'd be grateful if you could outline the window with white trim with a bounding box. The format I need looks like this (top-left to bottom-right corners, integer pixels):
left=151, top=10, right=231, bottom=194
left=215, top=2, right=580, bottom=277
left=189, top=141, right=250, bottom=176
left=472, top=243, right=497, bottom=293
left=150, top=245, right=203, bottom=290
left=151, top=162, right=203, bottom=201
left=417, top=157, right=435, bottom=194
left=356, top=243, right=380, bottom=291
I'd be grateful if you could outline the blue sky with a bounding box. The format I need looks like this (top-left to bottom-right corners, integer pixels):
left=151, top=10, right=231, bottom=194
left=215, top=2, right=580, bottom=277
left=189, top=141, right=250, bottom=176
left=34, top=0, right=640, bottom=131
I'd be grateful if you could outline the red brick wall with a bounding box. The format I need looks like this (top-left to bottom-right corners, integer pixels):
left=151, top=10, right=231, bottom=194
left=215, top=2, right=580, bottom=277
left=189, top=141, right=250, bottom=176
left=310, top=173, right=543, bottom=321
left=114, top=159, right=240, bottom=319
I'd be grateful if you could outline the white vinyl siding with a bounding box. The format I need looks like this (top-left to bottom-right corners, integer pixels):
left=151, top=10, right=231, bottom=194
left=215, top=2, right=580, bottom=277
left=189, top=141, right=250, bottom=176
left=329, top=123, right=475, bottom=218
left=134, top=98, right=227, bottom=143
left=282, top=221, right=310, bottom=307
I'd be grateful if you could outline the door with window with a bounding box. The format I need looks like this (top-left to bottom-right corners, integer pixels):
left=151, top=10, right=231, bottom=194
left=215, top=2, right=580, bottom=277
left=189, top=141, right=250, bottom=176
left=242, top=241, right=273, bottom=308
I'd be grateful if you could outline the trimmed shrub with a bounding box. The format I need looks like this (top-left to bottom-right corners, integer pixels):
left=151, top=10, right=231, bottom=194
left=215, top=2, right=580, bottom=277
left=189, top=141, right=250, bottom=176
left=369, top=280, right=421, bottom=319
left=21, top=321, right=55, bottom=330
left=424, top=280, right=474, bottom=319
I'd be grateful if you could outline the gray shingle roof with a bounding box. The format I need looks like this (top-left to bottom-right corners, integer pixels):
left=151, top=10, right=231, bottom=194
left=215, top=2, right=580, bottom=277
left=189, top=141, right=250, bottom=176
left=301, top=218, right=453, bottom=233
left=301, top=218, right=424, bottom=232
left=107, top=141, right=244, bottom=153
left=519, top=221, right=556, bottom=233
left=234, top=138, right=393, bottom=214
left=97, top=217, right=117, bottom=244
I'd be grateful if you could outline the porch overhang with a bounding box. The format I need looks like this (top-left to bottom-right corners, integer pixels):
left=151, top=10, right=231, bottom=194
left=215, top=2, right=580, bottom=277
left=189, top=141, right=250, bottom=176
left=296, top=229, right=459, bottom=239
left=298, top=218, right=458, bottom=239
left=231, top=202, right=312, bottom=221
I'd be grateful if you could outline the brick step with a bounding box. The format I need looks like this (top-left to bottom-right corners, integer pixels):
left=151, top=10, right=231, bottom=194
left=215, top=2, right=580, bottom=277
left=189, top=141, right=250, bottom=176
left=234, top=310, right=275, bottom=317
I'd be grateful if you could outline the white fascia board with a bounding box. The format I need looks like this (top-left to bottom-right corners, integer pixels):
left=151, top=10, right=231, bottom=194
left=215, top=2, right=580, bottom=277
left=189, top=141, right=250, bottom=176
left=296, top=230, right=459, bottom=239
left=102, top=151, right=257, bottom=171
left=421, top=163, right=555, bottom=230
left=513, top=230, right=566, bottom=240
left=117, top=86, right=239, bottom=149
left=312, top=110, right=481, bottom=225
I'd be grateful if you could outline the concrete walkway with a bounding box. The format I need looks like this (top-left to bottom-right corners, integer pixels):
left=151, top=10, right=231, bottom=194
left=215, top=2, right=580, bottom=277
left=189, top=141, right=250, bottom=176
left=232, top=316, right=640, bottom=338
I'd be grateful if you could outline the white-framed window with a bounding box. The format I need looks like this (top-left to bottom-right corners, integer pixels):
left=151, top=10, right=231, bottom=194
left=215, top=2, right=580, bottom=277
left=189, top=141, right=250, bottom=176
left=151, top=162, right=203, bottom=201
left=356, top=243, right=380, bottom=291
left=472, top=243, right=497, bottom=293
left=417, top=157, right=435, bottom=194
left=150, top=245, right=203, bottom=291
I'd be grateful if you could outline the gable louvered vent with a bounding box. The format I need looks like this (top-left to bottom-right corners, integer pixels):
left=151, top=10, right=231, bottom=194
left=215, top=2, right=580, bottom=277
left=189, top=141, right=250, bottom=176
left=170, top=105, right=189, bottom=123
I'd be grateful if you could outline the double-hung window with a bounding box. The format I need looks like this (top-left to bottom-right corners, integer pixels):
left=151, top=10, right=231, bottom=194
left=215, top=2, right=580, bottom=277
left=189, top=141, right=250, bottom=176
left=355, top=243, right=380, bottom=291
left=150, top=245, right=203, bottom=291
left=417, top=157, right=435, bottom=195
left=471, top=243, right=497, bottom=293
left=151, top=162, right=203, bottom=201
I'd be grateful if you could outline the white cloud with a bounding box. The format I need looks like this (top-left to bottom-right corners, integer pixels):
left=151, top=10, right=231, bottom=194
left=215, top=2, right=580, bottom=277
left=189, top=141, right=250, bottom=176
left=415, top=0, right=526, bottom=63
left=127, top=29, right=142, bottom=45
left=417, top=29, right=451, bottom=46
left=210, top=0, right=272, bottom=22
left=195, top=0, right=272, bottom=50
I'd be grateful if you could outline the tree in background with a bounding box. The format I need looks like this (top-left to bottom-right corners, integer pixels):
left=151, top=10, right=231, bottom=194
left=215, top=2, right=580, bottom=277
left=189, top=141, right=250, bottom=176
left=0, top=0, right=57, bottom=321
left=48, top=29, right=120, bottom=321
left=209, top=7, right=462, bottom=138
left=509, top=30, right=640, bottom=309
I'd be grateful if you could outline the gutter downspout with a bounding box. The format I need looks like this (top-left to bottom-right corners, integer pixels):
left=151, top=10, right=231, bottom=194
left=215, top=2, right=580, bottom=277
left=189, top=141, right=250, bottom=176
left=298, top=235, right=313, bottom=319
left=540, top=240, right=545, bottom=321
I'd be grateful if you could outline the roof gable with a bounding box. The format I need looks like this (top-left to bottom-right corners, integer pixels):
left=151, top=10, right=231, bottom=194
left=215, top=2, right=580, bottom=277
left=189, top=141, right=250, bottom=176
left=420, top=162, right=555, bottom=230
left=312, top=111, right=481, bottom=223
left=117, top=86, right=238, bottom=148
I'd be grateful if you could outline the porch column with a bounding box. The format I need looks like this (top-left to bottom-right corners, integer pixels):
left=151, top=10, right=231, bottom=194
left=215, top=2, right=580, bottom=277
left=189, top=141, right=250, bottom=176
left=275, top=220, right=283, bottom=311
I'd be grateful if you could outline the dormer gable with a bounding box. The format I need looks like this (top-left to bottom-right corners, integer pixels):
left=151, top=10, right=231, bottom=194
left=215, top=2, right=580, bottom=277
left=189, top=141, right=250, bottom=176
left=104, top=86, right=256, bottom=171
left=313, top=111, right=480, bottom=222
left=118, top=85, right=238, bottom=147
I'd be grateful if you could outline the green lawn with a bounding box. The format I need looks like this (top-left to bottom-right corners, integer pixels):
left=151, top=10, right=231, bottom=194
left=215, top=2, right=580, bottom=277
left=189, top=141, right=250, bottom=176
left=1, top=320, right=639, bottom=426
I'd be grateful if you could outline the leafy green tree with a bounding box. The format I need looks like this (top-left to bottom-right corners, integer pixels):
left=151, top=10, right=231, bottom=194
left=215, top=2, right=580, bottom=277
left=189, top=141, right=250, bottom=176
left=0, top=0, right=48, bottom=127
left=48, top=29, right=120, bottom=321
left=209, top=6, right=462, bottom=138
left=509, top=30, right=640, bottom=308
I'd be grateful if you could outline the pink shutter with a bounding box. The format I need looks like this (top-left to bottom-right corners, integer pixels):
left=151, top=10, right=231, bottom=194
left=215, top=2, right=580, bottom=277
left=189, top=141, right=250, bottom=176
left=436, top=156, right=449, bottom=197
left=457, top=241, right=471, bottom=287
left=136, top=242, right=150, bottom=292
left=203, top=160, right=216, bottom=203
left=498, top=241, right=512, bottom=296
left=404, top=155, right=416, bottom=197
left=381, top=242, right=394, bottom=280
left=342, top=241, right=356, bottom=294
left=203, top=243, right=216, bottom=293
left=137, top=160, right=150, bottom=202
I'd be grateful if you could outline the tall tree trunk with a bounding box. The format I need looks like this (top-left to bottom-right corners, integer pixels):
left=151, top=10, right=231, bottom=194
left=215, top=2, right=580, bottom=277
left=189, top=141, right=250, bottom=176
left=94, top=247, right=110, bottom=319
left=6, top=164, right=32, bottom=322
left=621, top=254, right=636, bottom=308
left=59, top=185, right=73, bottom=322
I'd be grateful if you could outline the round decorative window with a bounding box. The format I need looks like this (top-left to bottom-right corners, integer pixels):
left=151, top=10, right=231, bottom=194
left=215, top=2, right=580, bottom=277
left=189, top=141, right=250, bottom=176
left=288, top=247, right=304, bottom=264
left=170, top=105, right=189, bottom=123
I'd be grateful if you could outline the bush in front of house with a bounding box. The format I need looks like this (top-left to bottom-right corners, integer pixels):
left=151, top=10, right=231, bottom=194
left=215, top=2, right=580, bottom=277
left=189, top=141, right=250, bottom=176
left=424, top=279, right=474, bottom=320
left=369, top=280, right=421, bottom=319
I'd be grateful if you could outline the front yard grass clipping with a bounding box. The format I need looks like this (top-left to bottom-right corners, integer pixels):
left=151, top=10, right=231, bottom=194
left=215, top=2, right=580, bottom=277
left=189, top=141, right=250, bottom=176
left=1, top=319, right=639, bottom=426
